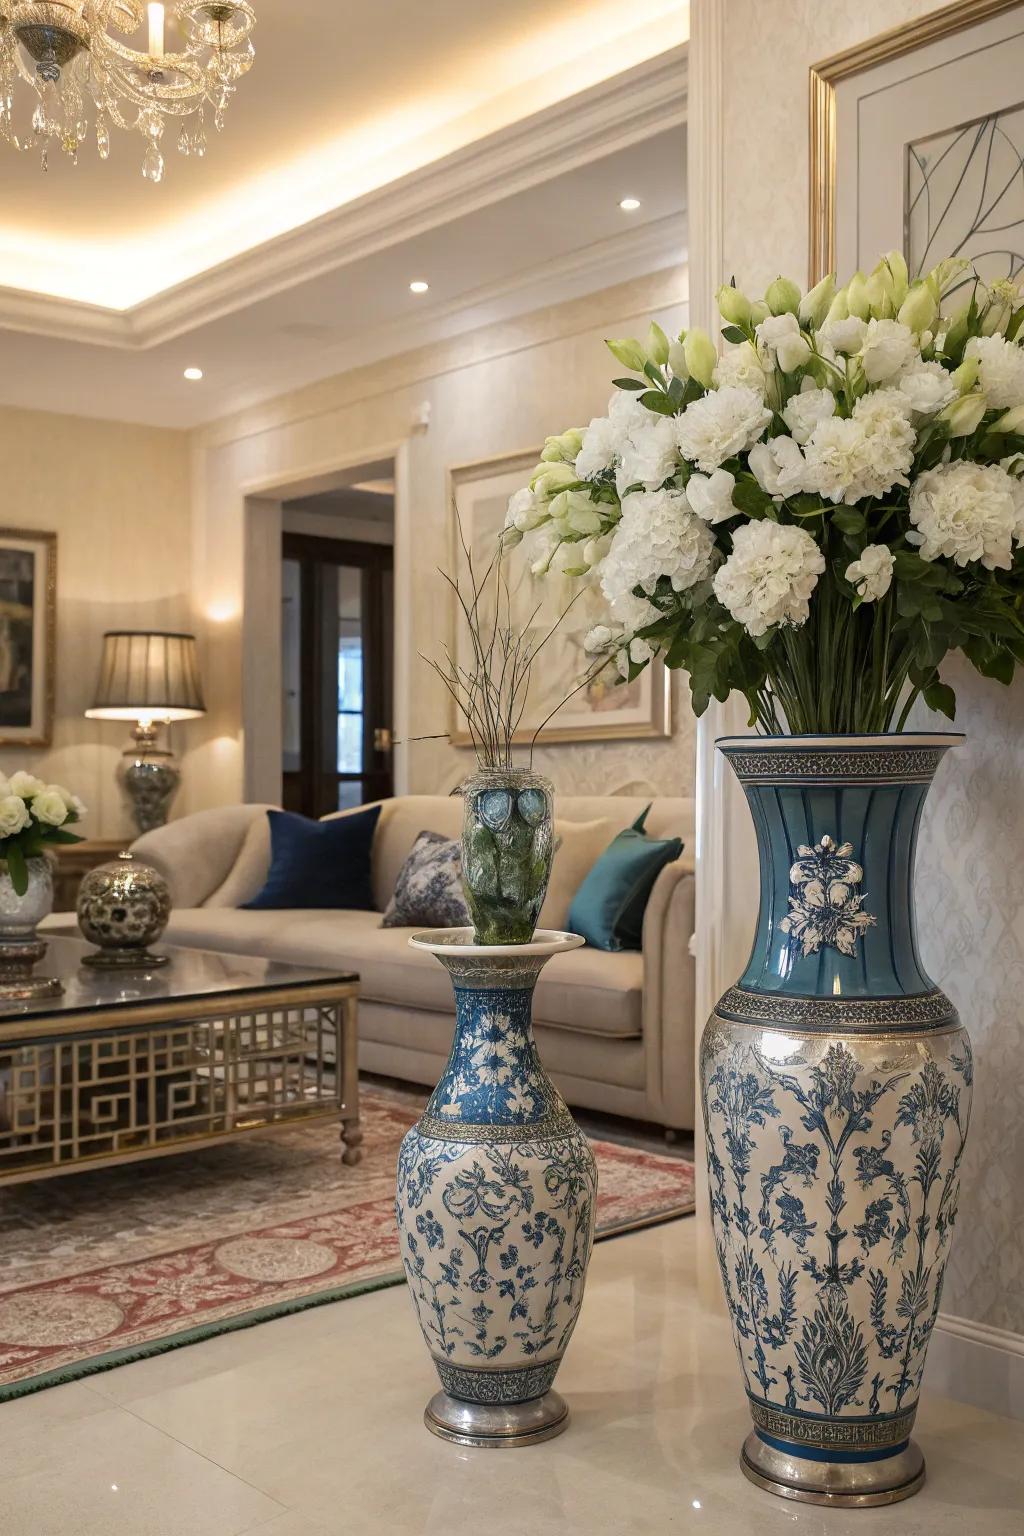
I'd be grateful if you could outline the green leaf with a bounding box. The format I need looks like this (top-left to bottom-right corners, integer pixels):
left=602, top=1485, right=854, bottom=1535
left=643, top=360, right=666, bottom=388
left=730, top=480, right=773, bottom=518
left=831, top=509, right=866, bottom=535
left=721, top=324, right=747, bottom=345
left=5, top=842, right=28, bottom=897
left=42, top=828, right=85, bottom=846
left=612, top=377, right=646, bottom=392
left=639, top=390, right=678, bottom=416
left=923, top=679, right=957, bottom=720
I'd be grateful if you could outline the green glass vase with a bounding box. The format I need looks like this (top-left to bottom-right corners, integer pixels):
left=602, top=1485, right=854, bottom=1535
left=460, top=769, right=554, bottom=944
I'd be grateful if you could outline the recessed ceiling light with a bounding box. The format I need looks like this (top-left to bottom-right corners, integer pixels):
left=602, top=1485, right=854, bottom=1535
left=409, top=280, right=429, bottom=294
left=619, top=196, right=641, bottom=211
left=183, top=367, right=204, bottom=381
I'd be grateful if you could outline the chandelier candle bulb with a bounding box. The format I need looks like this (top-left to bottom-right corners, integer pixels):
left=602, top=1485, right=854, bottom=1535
left=148, top=3, right=165, bottom=60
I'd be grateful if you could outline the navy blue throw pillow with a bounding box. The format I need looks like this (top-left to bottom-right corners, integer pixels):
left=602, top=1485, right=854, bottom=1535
left=243, top=806, right=382, bottom=911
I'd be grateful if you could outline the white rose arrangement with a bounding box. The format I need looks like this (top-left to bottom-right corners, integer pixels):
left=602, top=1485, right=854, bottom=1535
left=505, top=254, right=1024, bottom=732
left=0, top=771, right=86, bottom=894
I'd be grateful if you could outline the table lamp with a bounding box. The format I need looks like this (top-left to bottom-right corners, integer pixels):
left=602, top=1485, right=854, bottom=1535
left=86, top=631, right=206, bottom=832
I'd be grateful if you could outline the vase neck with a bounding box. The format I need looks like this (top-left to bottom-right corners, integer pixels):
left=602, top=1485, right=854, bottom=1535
left=424, top=958, right=567, bottom=1129
left=722, top=737, right=958, bottom=1001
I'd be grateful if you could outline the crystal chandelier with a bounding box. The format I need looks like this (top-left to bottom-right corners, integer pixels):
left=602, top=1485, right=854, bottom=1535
left=0, top=3, right=256, bottom=180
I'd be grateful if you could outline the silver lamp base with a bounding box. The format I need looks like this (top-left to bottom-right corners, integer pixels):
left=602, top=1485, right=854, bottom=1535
left=424, top=1390, right=569, bottom=1449
left=740, top=1430, right=926, bottom=1507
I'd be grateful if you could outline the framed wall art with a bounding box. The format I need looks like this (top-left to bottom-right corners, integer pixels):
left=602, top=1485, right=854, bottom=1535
left=0, top=528, right=56, bottom=748
left=809, top=0, right=1024, bottom=281
left=446, top=451, right=671, bottom=747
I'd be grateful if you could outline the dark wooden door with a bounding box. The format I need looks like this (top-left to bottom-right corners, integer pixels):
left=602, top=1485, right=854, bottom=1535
left=281, top=533, right=393, bottom=818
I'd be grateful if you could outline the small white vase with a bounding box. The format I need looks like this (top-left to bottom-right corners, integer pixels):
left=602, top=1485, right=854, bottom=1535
left=0, top=856, right=62, bottom=999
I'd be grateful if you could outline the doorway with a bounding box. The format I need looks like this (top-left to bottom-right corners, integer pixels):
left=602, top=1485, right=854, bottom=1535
left=281, top=513, right=394, bottom=818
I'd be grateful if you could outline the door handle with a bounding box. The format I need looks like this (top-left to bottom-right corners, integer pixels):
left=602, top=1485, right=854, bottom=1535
left=373, top=727, right=393, bottom=754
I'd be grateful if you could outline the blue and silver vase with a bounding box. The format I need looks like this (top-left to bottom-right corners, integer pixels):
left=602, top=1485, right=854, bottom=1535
left=700, top=735, right=972, bottom=1507
left=396, top=929, right=597, bottom=1448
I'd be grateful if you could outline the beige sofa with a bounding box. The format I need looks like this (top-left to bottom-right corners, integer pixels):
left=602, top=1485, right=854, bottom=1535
left=95, top=795, right=697, bottom=1131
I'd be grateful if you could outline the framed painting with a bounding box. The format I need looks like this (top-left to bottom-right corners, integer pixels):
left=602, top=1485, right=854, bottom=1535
left=0, top=529, right=56, bottom=747
left=446, top=451, right=671, bottom=747
left=809, top=0, right=1024, bottom=282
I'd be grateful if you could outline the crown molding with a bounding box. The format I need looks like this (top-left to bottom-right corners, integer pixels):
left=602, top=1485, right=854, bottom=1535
left=0, top=45, right=687, bottom=352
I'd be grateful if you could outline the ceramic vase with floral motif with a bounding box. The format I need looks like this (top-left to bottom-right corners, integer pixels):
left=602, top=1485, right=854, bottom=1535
left=700, top=734, right=972, bottom=1508
left=396, top=928, right=597, bottom=1447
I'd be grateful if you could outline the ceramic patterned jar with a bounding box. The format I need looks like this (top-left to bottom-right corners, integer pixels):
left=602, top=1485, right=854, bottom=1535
left=77, top=851, right=172, bottom=969
left=461, top=769, right=554, bottom=944
left=0, top=855, right=62, bottom=1000
left=700, top=734, right=971, bottom=1508
left=396, top=929, right=597, bottom=1447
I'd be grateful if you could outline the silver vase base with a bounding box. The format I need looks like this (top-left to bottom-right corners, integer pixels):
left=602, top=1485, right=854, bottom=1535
left=0, top=975, right=64, bottom=1002
left=424, top=1390, right=569, bottom=1448
left=81, top=949, right=170, bottom=971
left=741, top=1431, right=925, bottom=1507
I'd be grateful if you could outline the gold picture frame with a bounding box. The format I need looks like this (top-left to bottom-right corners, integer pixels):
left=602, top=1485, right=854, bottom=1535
left=809, top=0, right=1024, bottom=282
left=445, top=450, right=671, bottom=748
left=0, top=527, right=57, bottom=748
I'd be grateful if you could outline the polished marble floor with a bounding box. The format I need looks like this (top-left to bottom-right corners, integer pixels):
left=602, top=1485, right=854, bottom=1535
left=2, top=1219, right=1022, bottom=1536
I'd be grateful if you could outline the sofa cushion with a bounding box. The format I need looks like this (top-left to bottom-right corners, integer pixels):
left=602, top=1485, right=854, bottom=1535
left=157, top=909, right=643, bottom=1039
left=205, top=812, right=271, bottom=908
left=569, top=807, right=683, bottom=951
left=245, top=806, right=382, bottom=910
left=537, top=817, right=615, bottom=931
left=381, top=831, right=469, bottom=929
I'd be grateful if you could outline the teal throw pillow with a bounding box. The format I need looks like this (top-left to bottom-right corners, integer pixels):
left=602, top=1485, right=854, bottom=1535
left=568, top=806, right=682, bottom=952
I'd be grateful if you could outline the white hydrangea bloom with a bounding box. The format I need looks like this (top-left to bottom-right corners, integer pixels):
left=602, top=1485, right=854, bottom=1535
left=845, top=544, right=895, bottom=602
left=686, top=468, right=737, bottom=523
left=803, top=389, right=915, bottom=504
left=819, top=316, right=867, bottom=355
left=897, top=359, right=957, bottom=416
left=908, top=462, right=1017, bottom=570
left=964, top=333, right=1024, bottom=409
left=598, top=488, right=715, bottom=630
left=857, top=319, right=918, bottom=384
left=756, top=312, right=811, bottom=373
left=713, top=341, right=767, bottom=396
left=783, top=385, right=836, bottom=444
left=748, top=436, right=808, bottom=499
left=676, top=385, right=772, bottom=473
left=713, top=520, right=825, bottom=637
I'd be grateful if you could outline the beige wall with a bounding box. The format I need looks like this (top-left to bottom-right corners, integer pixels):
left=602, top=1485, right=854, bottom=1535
left=187, top=266, right=695, bottom=816
left=0, top=406, right=192, bottom=839
left=702, top=0, right=1024, bottom=1380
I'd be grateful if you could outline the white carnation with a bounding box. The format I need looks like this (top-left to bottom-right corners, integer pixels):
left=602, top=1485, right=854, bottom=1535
left=756, top=312, right=811, bottom=373
left=713, top=520, right=825, bottom=637
left=0, top=794, right=31, bottom=838
left=857, top=319, right=918, bottom=384
left=819, top=316, right=867, bottom=355
left=714, top=340, right=767, bottom=396
left=506, top=485, right=546, bottom=534
left=803, top=389, right=914, bottom=504
left=676, top=385, right=772, bottom=473
left=575, top=414, right=620, bottom=480
left=999, top=454, right=1024, bottom=542
left=845, top=544, right=894, bottom=602
left=599, top=488, right=715, bottom=629
left=616, top=411, right=679, bottom=495
left=964, top=333, right=1024, bottom=410
left=748, top=436, right=808, bottom=499
left=686, top=468, right=737, bottom=523
left=908, top=461, right=1017, bottom=570
left=584, top=624, right=615, bottom=654
left=897, top=360, right=957, bottom=417
left=783, top=385, right=836, bottom=444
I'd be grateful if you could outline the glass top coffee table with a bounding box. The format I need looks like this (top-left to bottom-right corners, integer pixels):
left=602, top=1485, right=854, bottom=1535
left=0, top=937, right=361, bottom=1184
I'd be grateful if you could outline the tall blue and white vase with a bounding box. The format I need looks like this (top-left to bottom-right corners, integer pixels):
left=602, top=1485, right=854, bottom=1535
left=396, top=929, right=597, bottom=1448
left=700, top=735, right=972, bottom=1508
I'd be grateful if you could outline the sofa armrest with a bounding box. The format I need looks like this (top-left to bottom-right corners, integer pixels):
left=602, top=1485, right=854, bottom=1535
left=642, top=857, right=696, bottom=1132
left=131, top=804, right=275, bottom=909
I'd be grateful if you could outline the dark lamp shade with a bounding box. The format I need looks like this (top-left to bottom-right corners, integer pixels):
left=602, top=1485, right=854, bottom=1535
left=85, top=631, right=206, bottom=724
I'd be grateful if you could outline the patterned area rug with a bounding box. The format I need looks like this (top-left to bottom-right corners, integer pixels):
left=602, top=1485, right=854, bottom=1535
left=0, top=1087, right=693, bottom=1399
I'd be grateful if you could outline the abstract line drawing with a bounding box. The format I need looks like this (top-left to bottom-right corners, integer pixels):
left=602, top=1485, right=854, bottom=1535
left=906, top=106, right=1024, bottom=287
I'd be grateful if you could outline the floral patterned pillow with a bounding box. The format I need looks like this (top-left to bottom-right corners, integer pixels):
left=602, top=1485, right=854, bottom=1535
left=381, top=830, right=470, bottom=929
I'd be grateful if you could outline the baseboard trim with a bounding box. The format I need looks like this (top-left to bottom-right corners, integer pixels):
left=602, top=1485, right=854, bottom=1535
left=927, top=1313, right=1024, bottom=1421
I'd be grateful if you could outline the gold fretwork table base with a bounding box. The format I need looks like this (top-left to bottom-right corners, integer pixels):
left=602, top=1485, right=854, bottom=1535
left=0, top=979, right=361, bottom=1184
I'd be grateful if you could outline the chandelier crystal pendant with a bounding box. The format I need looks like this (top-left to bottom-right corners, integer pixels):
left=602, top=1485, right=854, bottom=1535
left=0, top=2, right=256, bottom=179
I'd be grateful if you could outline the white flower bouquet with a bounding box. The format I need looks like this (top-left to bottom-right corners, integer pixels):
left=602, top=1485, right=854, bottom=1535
left=0, top=772, right=86, bottom=893
left=505, top=253, right=1024, bottom=732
